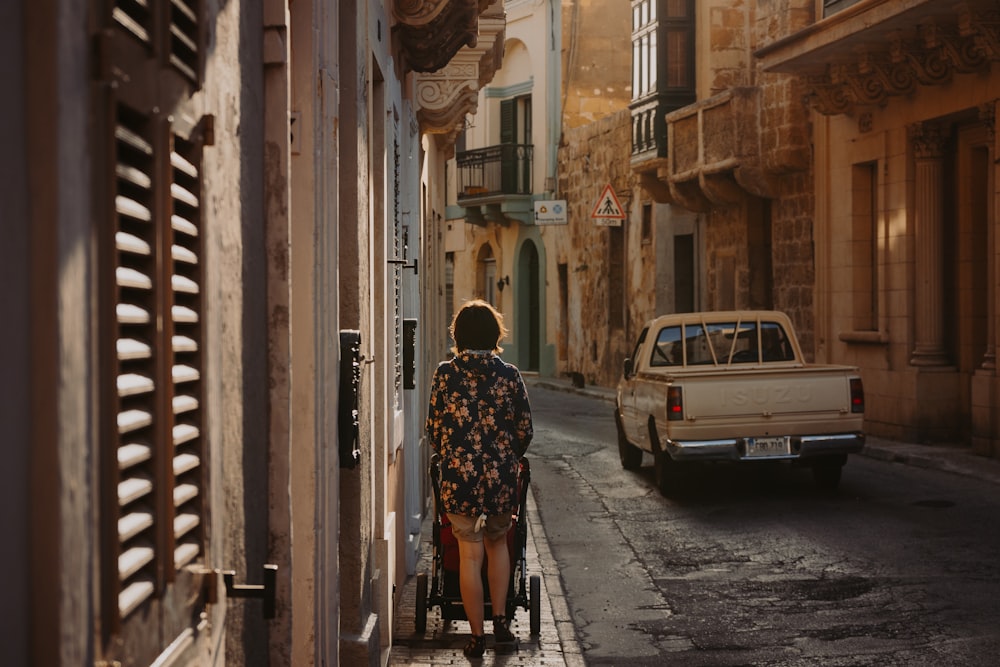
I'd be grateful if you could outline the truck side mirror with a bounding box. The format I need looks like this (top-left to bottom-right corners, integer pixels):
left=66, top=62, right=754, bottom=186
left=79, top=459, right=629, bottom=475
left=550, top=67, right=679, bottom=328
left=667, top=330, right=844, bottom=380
left=623, top=358, right=633, bottom=377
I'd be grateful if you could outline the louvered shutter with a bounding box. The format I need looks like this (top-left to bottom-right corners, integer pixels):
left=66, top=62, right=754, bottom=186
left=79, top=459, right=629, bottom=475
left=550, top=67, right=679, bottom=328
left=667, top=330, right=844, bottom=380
left=113, top=104, right=159, bottom=617
left=169, top=0, right=200, bottom=81
left=113, top=0, right=154, bottom=46
left=100, top=3, right=208, bottom=659
left=168, top=134, right=203, bottom=570
left=393, top=136, right=403, bottom=405
left=500, top=98, right=515, bottom=145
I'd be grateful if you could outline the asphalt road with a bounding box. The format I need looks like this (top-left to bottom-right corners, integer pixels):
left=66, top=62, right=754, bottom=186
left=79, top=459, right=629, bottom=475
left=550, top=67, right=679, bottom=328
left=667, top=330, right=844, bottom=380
left=526, top=384, right=1000, bottom=666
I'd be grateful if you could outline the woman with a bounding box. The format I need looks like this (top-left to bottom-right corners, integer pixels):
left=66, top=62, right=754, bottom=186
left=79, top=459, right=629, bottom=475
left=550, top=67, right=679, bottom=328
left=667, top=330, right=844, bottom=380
left=425, top=300, right=534, bottom=658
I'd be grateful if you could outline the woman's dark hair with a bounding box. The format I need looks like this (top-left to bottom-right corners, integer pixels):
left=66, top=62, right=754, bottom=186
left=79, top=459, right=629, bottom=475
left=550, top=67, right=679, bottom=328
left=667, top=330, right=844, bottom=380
left=450, top=299, right=508, bottom=354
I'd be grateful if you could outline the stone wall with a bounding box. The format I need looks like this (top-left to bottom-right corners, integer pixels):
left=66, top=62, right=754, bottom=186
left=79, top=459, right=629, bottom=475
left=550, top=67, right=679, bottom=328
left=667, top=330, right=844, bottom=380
left=561, top=0, right=632, bottom=129
left=553, top=109, right=636, bottom=386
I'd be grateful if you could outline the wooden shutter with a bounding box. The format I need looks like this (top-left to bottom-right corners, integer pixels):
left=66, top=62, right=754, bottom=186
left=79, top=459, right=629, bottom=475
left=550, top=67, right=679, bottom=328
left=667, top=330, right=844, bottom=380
left=114, top=103, right=160, bottom=618
left=168, top=133, right=203, bottom=571
left=500, top=98, right=516, bottom=144
left=113, top=0, right=154, bottom=45
left=169, top=0, right=201, bottom=82
left=98, top=1, right=207, bottom=662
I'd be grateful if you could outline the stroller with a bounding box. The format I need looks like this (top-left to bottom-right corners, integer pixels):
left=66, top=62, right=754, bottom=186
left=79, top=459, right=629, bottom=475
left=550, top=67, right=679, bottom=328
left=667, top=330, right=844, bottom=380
left=414, top=453, right=541, bottom=636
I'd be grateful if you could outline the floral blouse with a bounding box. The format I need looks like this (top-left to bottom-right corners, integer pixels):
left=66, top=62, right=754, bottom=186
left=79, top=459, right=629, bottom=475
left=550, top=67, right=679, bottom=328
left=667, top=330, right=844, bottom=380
left=426, top=351, right=533, bottom=518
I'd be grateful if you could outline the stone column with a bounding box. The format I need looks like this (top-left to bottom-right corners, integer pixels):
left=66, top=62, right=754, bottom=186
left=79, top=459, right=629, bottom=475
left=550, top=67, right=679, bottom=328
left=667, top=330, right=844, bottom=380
left=910, top=121, right=951, bottom=366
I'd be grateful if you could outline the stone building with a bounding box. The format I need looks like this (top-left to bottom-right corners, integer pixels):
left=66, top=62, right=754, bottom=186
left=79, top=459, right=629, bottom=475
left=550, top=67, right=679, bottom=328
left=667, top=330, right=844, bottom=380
left=431, top=0, right=633, bottom=379
left=758, top=0, right=1000, bottom=453
left=2, top=0, right=502, bottom=665
left=628, top=0, right=1000, bottom=455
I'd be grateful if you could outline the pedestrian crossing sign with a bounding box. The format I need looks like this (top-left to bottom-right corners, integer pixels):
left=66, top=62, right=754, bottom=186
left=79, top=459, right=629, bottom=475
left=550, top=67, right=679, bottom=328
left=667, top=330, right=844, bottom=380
left=591, top=183, right=626, bottom=224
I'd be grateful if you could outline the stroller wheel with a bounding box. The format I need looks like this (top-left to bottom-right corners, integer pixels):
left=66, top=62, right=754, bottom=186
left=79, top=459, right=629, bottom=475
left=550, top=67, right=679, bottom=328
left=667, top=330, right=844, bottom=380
left=529, top=575, right=541, bottom=636
left=415, top=572, right=428, bottom=634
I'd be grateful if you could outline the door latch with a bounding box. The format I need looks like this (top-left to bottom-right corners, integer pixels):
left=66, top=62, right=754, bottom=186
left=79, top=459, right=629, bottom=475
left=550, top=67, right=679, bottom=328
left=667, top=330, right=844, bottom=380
left=222, top=563, right=278, bottom=619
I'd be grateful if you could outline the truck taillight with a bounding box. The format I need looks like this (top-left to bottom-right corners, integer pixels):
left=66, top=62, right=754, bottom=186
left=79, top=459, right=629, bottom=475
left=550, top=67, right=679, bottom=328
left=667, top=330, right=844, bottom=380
left=667, top=386, right=683, bottom=421
left=850, top=377, right=864, bottom=414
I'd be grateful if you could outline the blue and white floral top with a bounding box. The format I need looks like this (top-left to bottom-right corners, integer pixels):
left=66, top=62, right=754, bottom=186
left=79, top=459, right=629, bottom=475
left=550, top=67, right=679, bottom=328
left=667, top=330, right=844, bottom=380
left=426, top=351, right=533, bottom=518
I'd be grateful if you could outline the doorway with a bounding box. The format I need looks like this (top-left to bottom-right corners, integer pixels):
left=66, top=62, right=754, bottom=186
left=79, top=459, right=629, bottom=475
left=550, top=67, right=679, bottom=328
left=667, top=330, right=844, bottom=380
left=517, top=240, right=540, bottom=371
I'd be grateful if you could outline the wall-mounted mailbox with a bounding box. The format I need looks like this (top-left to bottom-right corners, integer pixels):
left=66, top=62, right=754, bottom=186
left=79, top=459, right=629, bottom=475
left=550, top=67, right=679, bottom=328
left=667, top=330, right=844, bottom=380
left=403, top=319, right=417, bottom=390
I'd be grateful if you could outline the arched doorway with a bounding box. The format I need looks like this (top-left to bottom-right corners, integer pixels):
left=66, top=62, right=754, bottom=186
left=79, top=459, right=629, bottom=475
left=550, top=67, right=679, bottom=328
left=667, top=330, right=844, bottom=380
left=517, top=240, right=540, bottom=371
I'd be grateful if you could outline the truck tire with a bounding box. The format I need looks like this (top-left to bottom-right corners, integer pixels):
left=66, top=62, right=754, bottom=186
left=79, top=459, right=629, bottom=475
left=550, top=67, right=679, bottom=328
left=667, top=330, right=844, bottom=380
left=649, top=420, right=682, bottom=496
left=812, top=455, right=846, bottom=491
left=615, top=409, right=643, bottom=471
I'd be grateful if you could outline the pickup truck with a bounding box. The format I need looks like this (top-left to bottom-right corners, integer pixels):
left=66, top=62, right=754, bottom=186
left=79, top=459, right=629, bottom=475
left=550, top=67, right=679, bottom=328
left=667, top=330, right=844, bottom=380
left=614, top=310, right=865, bottom=494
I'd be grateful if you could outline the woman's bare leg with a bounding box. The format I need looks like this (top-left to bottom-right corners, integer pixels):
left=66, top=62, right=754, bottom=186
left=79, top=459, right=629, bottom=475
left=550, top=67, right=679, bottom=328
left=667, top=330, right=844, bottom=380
left=484, top=534, right=510, bottom=620
left=456, top=538, right=486, bottom=636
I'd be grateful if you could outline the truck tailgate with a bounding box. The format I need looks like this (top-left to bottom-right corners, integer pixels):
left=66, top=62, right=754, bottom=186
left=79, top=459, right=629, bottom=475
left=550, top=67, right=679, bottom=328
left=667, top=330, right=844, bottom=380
left=676, top=367, right=855, bottom=424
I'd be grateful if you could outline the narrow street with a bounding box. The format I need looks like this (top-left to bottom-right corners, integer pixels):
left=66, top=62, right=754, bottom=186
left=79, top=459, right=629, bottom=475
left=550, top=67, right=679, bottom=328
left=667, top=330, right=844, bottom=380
left=526, top=383, right=1000, bottom=666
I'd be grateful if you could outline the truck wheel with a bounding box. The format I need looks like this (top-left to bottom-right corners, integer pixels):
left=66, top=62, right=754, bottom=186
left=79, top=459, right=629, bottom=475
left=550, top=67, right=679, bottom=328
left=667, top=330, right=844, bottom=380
left=650, top=420, right=681, bottom=496
left=812, top=456, right=845, bottom=491
left=615, top=409, right=643, bottom=471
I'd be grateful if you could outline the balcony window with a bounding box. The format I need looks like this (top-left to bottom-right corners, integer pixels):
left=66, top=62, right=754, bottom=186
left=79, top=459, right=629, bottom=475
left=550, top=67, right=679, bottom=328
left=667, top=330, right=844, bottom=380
left=630, top=0, right=695, bottom=157
left=457, top=94, right=533, bottom=200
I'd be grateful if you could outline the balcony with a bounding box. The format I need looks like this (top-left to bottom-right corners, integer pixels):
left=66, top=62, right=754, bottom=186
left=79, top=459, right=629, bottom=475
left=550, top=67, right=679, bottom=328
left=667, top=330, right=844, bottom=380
left=456, top=144, right=534, bottom=225
left=457, top=144, right=533, bottom=201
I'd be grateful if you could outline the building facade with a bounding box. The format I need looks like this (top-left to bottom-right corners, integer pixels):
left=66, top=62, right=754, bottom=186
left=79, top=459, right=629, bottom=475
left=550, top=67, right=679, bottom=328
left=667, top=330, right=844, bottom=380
left=758, top=0, right=1000, bottom=453
left=2, top=0, right=502, bottom=665
left=631, top=0, right=1000, bottom=455
left=495, top=0, right=1000, bottom=458
left=436, top=0, right=633, bottom=380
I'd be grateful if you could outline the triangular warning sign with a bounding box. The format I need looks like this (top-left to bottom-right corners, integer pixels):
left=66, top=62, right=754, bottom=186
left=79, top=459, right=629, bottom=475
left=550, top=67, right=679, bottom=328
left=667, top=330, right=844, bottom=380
left=591, top=183, right=626, bottom=220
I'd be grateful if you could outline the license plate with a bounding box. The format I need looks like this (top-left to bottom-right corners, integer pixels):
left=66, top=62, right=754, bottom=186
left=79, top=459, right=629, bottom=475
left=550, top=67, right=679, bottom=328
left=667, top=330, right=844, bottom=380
left=746, top=436, right=790, bottom=458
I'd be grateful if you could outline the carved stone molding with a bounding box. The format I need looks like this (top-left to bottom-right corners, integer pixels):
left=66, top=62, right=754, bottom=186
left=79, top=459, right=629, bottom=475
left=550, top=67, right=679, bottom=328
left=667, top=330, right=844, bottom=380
left=393, top=0, right=492, bottom=73
left=412, top=1, right=505, bottom=154
left=762, top=4, right=1000, bottom=116
left=909, top=121, right=950, bottom=160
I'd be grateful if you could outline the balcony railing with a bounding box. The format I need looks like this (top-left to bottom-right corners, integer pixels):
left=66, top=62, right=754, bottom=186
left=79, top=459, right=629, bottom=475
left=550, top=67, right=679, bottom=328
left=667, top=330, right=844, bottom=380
left=456, top=144, right=533, bottom=201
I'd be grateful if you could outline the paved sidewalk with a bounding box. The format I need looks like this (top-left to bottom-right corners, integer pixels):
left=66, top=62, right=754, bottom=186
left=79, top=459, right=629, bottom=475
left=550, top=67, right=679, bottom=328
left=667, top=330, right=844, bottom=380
left=390, top=485, right=585, bottom=667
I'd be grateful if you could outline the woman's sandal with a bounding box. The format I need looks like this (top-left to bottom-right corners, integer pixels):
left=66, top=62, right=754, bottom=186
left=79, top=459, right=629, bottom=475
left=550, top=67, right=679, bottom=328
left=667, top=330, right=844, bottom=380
left=492, top=615, right=515, bottom=643
left=463, top=634, right=486, bottom=658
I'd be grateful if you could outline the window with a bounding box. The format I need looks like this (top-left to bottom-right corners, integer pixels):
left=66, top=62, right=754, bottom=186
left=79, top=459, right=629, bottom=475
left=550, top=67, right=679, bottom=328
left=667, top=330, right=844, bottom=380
left=97, top=2, right=208, bottom=664
left=641, top=202, right=652, bottom=242
left=663, top=0, right=693, bottom=89
left=678, top=319, right=792, bottom=366
left=650, top=326, right=682, bottom=366
left=631, top=0, right=694, bottom=103
left=500, top=95, right=532, bottom=194
left=631, top=0, right=656, bottom=99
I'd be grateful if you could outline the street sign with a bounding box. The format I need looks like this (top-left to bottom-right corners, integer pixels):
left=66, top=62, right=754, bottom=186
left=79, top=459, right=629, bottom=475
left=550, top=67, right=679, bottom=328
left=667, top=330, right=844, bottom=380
left=591, top=183, right=626, bottom=225
left=534, top=200, right=568, bottom=225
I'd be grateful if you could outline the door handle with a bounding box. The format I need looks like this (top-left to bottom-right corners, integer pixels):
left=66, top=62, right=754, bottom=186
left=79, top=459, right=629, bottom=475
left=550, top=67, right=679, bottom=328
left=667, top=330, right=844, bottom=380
left=221, top=563, right=278, bottom=619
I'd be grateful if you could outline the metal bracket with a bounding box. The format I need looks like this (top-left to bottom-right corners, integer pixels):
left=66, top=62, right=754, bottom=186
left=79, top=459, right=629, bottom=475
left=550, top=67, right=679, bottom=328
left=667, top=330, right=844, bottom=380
left=387, top=257, right=419, bottom=274
left=222, top=564, right=278, bottom=619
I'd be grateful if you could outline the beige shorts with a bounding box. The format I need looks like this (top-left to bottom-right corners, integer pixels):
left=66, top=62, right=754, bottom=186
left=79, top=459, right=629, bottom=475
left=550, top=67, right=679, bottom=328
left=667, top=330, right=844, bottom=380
left=447, top=513, right=511, bottom=542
